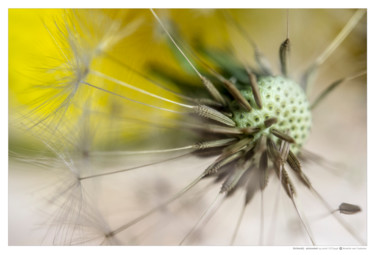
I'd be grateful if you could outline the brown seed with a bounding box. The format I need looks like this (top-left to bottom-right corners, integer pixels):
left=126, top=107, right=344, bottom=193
left=204, top=151, right=244, bottom=175
left=248, top=72, right=263, bottom=109
left=274, top=165, right=295, bottom=198
left=184, top=122, right=242, bottom=135
left=270, top=128, right=296, bottom=144
left=287, top=151, right=311, bottom=188
left=193, top=105, right=235, bottom=127
left=201, top=75, right=227, bottom=106
left=279, top=38, right=290, bottom=77
left=222, top=79, right=252, bottom=111
left=266, top=137, right=281, bottom=163
left=339, top=203, right=362, bottom=215
left=195, top=138, right=237, bottom=150
left=220, top=165, right=248, bottom=193
left=264, top=117, right=278, bottom=128
left=241, top=127, right=261, bottom=135
left=221, top=138, right=252, bottom=159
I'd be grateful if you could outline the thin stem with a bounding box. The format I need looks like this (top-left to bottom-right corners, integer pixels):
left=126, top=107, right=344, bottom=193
left=150, top=9, right=226, bottom=105
left=79, top=152, right=191, bottom=181
left=101, top=51, right=199, bottom=103
left=315, top=10, right=365, bottom=67
left=310, top=70, right=366, bottom=110
left=150, top=9, right=202, bottom=78
left=81, top=81, right=183, bottom=114
left=290, top=196, right=316, bottom=245
left=303, top=9, right=366, bottom=91
left=230, top=198, right=247, bottom=245
left=259, top=189, right=264, bottom=245
left=268, top=170, right=283, bottom=244
left=221, top=10, right=272, bottom=75
left=90, top=138, right=237, bottom=156
left=286, top=9, right=289, bottom=39
left=90, top=145, right=195, bottom=156
left=179, top=193, right=225, bottom=245
left=107, top=173, right=205, bottom=237
left=91, top=70, right=194, bottom=109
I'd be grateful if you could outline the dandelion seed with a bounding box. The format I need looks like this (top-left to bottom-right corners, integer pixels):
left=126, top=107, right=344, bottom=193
left=9, top=9, right=367, bottom=246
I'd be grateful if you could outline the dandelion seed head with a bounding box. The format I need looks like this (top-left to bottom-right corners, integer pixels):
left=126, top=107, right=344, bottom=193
left=231, top=76, right=312, bottom=153
left=9, top=9, right=366, bottom=246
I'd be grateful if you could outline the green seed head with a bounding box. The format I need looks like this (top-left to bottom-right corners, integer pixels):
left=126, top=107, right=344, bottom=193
left=231, top=76, right=312, bottom=153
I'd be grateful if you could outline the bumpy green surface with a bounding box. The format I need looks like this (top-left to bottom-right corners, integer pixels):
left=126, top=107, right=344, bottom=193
left=231, top=76, right=312, bottom=152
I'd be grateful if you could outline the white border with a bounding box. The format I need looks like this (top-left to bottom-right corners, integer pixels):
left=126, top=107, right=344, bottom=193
left=3, top=2, right=373, bottom=255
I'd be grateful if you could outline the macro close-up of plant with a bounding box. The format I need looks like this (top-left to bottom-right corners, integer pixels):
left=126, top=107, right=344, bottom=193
left=8, top=9, right=367, bottom=246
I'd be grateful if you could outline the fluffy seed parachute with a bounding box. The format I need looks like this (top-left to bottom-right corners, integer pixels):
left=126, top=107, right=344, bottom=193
left=9, top=9, right=367, bottom=245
